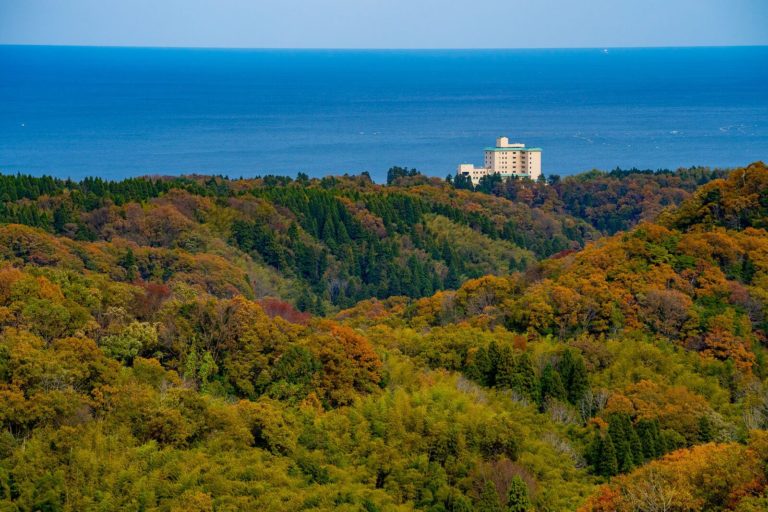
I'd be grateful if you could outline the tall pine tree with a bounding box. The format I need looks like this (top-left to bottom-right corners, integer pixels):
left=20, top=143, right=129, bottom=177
left=495, top=345, right=517, bottom=389
left=608, top=413, right=636, bottom=473
left=477, top=480, right=503, bottom=512
left=539, top=363, right=566, bottom=410
left=512, top=352, right=539, bottom=403
left=558, top=349, right=589, bottom=404
left=592, top=432, right=619, bottom=477
left=506, top=476, right=532, bottom=512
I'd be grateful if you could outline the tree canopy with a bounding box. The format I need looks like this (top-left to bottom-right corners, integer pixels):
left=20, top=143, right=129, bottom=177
left=0, top=162, right=767, bottom=510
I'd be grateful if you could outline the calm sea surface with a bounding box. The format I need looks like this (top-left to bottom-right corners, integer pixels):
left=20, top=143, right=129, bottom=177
left=1, top=45, right=766, bottom=182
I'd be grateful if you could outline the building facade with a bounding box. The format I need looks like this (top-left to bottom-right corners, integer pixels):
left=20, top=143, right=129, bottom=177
left=458, top=137, right=542, bottom=185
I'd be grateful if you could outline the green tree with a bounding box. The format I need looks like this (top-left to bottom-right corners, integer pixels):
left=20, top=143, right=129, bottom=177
left=594, top=432, right=619, bottom=477
left=486, top=341, right=501, bottom=386
left=184, top=346, right=200, bottom=382
left=275, top=346, right=318, bottom=384
left=52, top=204, right=70, bottom=233
left=445, top=260, right=461, bottom=289
left=198, top=351, right=219, bottom=388
left=466, top=346, right=492, bottom=385
left=495, top=345, right=517, bottom=389
left=698, top=415, right=714, bottom=443
left=477, top=173, right=502, bottom=194
left=539, top=363, right=566, bottom=409
left=608, top=413, right=636, bottom=473
left=558, top=349, right=589, bottom=404
left=22, top=299, right=73, bottom=342
left=512, top=352, right=539, bottom=402
left=477, top=480, right=503, bottom=512
left=120, top=248, right=138, bottom=281
left=386, top=166, right=419, bottom=185
left=506, top=476, right=532, bottom=512
left=453, top=173, right=474, bottom=190
left=100, top=321, right=158, bottom=364
left=0, top=345, right=10, bottom=382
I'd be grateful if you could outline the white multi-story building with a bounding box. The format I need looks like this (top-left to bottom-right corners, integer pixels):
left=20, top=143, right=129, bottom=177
left=458, top=137, right=542, bottom=185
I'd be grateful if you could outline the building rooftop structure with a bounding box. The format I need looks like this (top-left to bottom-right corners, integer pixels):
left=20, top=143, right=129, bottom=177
left=483, top=147, right=542, bottom=152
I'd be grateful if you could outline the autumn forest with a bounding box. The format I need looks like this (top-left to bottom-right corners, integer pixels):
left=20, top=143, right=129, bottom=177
left=1, top=162, right=768, bottom=511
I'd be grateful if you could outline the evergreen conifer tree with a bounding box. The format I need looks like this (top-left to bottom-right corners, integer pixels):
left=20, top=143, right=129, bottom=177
left=477, top=480, right=503, bottom=512
left=629, top=425, right=644, bottom=466
left=468, top=346, right=493, bottom=386
left=512, top=352, right=539, bottom=402
left=495, top=345, right=517, bottom=389
left=506, top=476, right=532, bottom=512
left=539, top=363, right=566, bottom=409
left=120, top=248, right=138, bottom=281
left=652, top=420, right=667, bottom=456
left=608, top=413, right=635, bottom=472
left=486, top=341, right=502, bottom=386
left=595, top=433, right=618, bottom=477
left=637, top=420, right=658, bottom=460
left=698, top=415, right=714, bottom=442
left=53, top=204, right=69, bottom=233
left=558, top=349, right=589, bottom=404
left=445, top=260, right=461, bottom=289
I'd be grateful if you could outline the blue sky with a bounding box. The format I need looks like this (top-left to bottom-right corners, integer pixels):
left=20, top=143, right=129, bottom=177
left=1, top=0, right=766, bottom=48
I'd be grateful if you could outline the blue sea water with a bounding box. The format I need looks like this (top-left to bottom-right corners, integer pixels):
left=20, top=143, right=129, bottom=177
left=0, top=45, right=766, bottom=183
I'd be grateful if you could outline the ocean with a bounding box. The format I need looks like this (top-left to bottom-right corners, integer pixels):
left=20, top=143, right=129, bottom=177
left=0, top=45, right=766, bottom=182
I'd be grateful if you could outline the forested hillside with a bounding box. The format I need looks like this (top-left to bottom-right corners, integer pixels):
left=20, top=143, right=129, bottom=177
left=449, top=165, right=729, bottom=234
left=0, top=171, right=597, bottom=312
left=1, top=162, right=767, bottom=511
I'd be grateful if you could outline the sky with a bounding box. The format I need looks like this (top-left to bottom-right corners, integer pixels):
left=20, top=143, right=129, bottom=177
left=0, top=0, right=766, bottom=49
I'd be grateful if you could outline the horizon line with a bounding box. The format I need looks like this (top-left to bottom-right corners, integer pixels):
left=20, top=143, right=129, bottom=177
left=1, top=43, right=767, bottom=51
